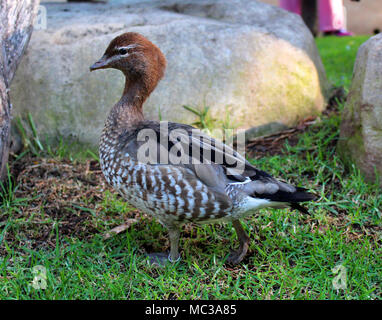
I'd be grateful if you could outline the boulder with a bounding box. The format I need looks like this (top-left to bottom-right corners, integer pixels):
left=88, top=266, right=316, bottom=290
left=11, top=0, right=329, bottom=147
left=338, top=34, right=382, bottom=186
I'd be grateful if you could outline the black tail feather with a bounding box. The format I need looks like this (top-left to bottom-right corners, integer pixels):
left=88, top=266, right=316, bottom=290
left=254, top=187, right=317, bottom=203
left=290, top=202, right=311, bottom=215
left=253, top=186, right=317, bottom=215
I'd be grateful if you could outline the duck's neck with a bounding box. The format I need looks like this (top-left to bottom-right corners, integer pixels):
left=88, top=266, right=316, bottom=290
left=107, top=77, right=148, bottom=130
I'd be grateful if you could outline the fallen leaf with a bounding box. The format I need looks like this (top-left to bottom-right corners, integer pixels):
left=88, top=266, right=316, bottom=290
left=103, top=219, right=138, bottom=239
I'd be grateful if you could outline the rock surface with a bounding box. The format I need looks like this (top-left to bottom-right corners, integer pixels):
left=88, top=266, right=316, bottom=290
left=11, top=0, right=329, bottom=147
left=244, top=122, right=289, bottom=141
left=338, top=34, right=382, bottom=186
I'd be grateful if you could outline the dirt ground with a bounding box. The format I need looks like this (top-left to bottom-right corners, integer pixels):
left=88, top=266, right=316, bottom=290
left=261, top=0, right=382, bottom=35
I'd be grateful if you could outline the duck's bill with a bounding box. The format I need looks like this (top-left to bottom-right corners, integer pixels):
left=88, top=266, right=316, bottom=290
left=89, top=57, right=108, bottom=71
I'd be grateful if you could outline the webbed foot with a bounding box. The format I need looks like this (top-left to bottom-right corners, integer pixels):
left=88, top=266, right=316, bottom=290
left=226, top=220, right=250, bottom=265
left=226, top=245, right=248, bottom=265
left=146, top=252, right=180, bottom=266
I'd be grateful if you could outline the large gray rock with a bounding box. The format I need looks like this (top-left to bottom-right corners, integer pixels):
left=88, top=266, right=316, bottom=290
left=338, top=34, right=382, bottom=186
left=11, top=0, right=329, bottom=147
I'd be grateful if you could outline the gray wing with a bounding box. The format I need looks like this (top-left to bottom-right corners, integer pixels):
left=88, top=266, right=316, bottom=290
left=119, top=121, right=315, bottom=204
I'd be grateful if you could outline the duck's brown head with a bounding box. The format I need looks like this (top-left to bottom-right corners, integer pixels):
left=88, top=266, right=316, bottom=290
left=90, top=32, right=166, bottom=99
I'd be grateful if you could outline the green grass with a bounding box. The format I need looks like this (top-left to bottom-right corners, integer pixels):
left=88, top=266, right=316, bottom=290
left=1, top=36, right=381, bottom=299
left=315, top=35, right=370, bottom=90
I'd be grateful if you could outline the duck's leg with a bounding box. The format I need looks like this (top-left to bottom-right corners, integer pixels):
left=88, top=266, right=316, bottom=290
left=168, top=227, right=181, bottom=262
left=147, top=226, right=180, bottom=265
left=226, top=219, right=250, bottom=265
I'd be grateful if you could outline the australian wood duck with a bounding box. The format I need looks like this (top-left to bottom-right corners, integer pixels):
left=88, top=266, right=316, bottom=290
left=90, top=32, right=316, bottom=265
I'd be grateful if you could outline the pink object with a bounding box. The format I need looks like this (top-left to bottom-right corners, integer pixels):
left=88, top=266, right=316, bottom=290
left=279, top=0, right=347, bottom=33
left=318, top=0, right=345, bottom=32
left=279, top=0, right=301, bottom=15
left=334, top=30, right=354, bottom=36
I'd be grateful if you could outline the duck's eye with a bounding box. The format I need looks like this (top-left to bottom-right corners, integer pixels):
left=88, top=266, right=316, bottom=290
left=118, top=48, right=128, bottom=55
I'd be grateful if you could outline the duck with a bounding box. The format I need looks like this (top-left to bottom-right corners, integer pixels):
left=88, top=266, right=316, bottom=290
left=90, top=32, right=316, bottom=265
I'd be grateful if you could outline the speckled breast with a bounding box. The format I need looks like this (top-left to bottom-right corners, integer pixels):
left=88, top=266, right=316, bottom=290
left=99, top=132, right=232, bottom=225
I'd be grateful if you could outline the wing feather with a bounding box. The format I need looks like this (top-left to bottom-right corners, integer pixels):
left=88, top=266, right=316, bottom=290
left=118, top=120, right=316, bottom=205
